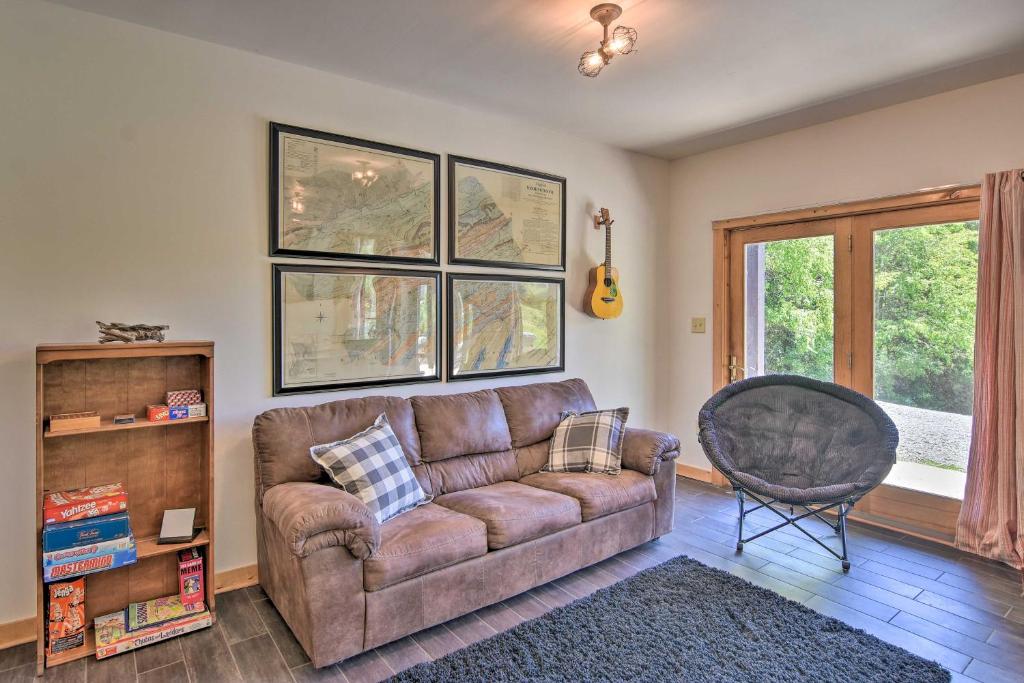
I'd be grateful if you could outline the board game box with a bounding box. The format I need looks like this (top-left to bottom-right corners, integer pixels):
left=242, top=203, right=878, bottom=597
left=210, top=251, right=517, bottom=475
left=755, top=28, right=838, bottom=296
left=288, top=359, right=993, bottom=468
left=43, top=512, right=131, bottom=552
left=95, top=609, right=212, bottom=659
left=43, top=483, right=128, bottom=525
left=127, top=594, right=204, bottom=632
left=43, top=535, right=137, bottom=582
left=178, top=548, right=204, bottom=609
left=46, top=578, right=85, bottom=657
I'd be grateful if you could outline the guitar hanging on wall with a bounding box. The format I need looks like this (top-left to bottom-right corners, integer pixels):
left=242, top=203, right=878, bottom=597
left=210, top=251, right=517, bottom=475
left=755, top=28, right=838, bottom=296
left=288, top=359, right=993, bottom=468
left=585, top=207, right=623, bottom=319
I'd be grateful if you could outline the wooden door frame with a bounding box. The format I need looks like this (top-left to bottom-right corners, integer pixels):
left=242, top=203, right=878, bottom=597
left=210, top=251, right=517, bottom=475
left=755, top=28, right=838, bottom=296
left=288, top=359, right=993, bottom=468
left=709, top=184, right=981, bottom=540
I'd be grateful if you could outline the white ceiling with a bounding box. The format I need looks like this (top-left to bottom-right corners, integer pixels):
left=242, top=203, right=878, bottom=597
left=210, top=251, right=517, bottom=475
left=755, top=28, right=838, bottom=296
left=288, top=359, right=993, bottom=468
left=47, top=0, right=1024, bottom=159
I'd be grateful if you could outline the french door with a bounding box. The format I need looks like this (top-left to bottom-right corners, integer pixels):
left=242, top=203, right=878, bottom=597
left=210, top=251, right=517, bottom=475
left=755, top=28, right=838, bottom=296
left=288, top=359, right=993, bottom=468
left=714, top=187, right=980, bottom=541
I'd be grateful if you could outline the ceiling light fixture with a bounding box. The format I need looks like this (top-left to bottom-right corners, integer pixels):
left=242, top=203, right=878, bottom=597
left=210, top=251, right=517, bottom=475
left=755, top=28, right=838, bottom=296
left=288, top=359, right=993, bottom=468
left=578, top=3, right=637, bottom=78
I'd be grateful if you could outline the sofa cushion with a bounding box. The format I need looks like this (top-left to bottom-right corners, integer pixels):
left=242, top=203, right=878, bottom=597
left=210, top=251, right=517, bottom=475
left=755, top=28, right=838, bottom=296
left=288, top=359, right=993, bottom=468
left=434, top=481, right=581, bottom=549
left=545, top=407, right=629, bottom=475
left=253, top=396, right=420, bottom=497
left=519, top=470, right=657, bottom=522
left=310, top=414, right=428, bottom=524
left=411, top=389, right=512, bottom=462
left=363, top=503, right=487, bottom=592
left=496, top=378, right=597, bottom=448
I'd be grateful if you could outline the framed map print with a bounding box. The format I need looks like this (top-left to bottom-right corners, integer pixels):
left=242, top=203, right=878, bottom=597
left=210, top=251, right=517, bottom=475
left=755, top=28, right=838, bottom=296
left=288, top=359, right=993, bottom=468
left=270, top=122, right=440, bottom=265
left=448, top=156, right=566, bottom=271
left=447, top=273, right=565, bottom=381
left=273, top=264, right=440, bottom=395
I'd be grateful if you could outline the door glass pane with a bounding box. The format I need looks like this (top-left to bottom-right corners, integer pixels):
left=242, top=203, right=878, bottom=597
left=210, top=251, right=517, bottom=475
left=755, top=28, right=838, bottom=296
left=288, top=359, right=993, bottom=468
left=744, top=235, right=834, bottom=381
left=873, top=221, right=979, bottom=498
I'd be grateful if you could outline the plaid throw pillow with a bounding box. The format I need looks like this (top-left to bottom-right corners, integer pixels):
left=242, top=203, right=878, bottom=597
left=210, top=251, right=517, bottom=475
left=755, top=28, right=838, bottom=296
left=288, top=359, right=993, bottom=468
left=309, top=413, right=427, bottom=524
left=544, top=407, right=629, bottom=475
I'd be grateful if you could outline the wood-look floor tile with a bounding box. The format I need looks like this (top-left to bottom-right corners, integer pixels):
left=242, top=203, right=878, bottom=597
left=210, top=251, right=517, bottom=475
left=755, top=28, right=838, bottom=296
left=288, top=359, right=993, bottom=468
left=890, top=611, right=1024, bottom=672
left=230, top=633, right=294, bottom=683
left=806, top=596, right=971, bottom=672
left=410, top=624, right=465, bottom=660
left=245, top=584, right=269, bottom=602
left=335, top=650, right=392, bottom=683
left=503, top=591, right=552, bottom=620
left=137, top=660, right=190, bottom=683
left=374, top=637, right=430, bottom=675
left=442, top=613, right=495, bottom=647
left=0, top=643, right=33, bottom=673
left=180, top=624, right=242, bottom=683
left=216, top=589, right=267, bottom=644
left=290, top=663, right=348, bottom=682
left=0, top=663, right=35, bottom=682
left=252, top=597, right=310, bottom=668
left=528, top=582, right=575, bottom=610
left=473, top=602, right=524, bottom=633
left=85, top=651, right=136, bottom=683
left=134, top=638, right=183, bottom=674
left=962, top=658, right=1021, bottom=683
left=757, top=562, right=899, bottom=621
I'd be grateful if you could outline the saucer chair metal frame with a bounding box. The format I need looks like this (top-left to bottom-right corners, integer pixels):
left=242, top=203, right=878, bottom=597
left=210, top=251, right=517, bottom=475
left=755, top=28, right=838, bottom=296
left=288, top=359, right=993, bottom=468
left=698, top=375, right=898, bottom=572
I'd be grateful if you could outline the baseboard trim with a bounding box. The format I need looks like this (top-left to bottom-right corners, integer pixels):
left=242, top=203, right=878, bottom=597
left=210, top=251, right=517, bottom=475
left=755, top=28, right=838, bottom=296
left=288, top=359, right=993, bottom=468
left=215, top=563, right=259, bottom=593
left=675, top=463, right=713, bottom=483
left=0, top=617, right=35, bottom=651
left=0, top=563, right=260, bottom=650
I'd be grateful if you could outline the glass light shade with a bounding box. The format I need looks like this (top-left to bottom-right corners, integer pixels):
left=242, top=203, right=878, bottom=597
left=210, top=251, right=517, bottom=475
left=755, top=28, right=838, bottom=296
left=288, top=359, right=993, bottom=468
left=609, top=25, right=637, bottom=55
left=578, top=49, right=605, bottom=77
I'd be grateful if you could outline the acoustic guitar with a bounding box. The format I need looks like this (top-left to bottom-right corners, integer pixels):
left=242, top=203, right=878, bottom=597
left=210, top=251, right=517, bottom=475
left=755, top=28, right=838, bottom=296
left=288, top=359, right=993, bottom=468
left=585, top=207, right=623, bottom=319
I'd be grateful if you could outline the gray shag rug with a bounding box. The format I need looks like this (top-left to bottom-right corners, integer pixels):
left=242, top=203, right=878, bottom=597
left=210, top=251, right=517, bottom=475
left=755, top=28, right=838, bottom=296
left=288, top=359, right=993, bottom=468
left=388, top=556, right=950, bottom=683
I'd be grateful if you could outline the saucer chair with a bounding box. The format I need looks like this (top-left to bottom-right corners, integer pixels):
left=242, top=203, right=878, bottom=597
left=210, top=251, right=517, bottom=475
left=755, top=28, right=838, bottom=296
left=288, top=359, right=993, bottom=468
left=698, top=375, right=898, bottom=571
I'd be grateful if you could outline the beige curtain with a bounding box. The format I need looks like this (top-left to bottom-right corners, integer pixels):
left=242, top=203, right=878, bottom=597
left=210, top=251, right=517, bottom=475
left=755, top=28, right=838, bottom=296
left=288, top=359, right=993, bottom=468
left=955, top=169, right=1024, bottom=570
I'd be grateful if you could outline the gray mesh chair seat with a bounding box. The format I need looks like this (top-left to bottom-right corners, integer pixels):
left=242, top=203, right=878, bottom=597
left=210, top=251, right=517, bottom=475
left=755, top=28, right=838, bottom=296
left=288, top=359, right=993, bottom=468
left=698, top=375, right=898, bottom=570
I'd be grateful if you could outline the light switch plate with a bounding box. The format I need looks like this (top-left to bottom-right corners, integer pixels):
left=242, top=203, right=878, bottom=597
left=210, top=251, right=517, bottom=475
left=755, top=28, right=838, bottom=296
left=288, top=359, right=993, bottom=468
left=691, top=317, right=706, bottom=333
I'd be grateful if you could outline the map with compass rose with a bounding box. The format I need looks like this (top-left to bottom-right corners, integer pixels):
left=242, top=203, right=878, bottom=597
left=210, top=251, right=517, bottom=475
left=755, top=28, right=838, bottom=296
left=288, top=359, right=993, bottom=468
left=273, top=124, right=439, bottom=262
left=276, top=267, right=439, bottom=392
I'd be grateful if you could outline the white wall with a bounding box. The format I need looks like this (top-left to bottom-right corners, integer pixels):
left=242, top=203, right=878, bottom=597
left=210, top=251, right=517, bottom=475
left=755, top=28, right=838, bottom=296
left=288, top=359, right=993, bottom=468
left=0, top=0, right=668, bottom=623
left=663, top=72, right=1024, bottom=470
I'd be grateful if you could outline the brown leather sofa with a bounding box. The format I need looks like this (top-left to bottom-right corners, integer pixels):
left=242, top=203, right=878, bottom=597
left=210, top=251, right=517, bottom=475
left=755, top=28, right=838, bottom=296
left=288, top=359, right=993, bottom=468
left=252, top=378, right=681, bottom=668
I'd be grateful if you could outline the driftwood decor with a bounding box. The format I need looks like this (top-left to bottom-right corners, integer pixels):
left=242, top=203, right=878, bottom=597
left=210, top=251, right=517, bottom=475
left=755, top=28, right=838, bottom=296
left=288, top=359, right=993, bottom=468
left=96, top=321, right=169, bottom=344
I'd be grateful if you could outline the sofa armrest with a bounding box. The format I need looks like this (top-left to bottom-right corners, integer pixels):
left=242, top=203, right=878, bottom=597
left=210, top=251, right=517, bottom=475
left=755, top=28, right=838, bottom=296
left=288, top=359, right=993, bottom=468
left=621, top=428, right=681, bottom=475
left=262, top=482, right=380, bottom=559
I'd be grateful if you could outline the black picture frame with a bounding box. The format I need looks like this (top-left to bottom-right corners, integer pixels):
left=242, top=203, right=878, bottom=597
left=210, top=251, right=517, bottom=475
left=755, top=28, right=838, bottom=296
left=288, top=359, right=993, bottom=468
left=446, top=272, right=566, bottom=382
left=273, top=263, right=441, bottom=395
left=270, top=122, right=441, bottom=265
left=448, top=155, right=566, bottom=272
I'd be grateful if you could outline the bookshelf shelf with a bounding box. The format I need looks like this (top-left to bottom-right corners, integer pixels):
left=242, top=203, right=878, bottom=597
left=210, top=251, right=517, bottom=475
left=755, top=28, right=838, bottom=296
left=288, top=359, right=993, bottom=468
left=135, top=530, right=211, bottom=560
left=36, top=341, right=216, bottom=673
left=44, top=415, right=209, bottom=438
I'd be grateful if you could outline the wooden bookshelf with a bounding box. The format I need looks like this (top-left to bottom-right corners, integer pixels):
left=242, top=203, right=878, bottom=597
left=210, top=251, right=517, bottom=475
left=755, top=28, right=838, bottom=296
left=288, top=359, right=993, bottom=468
left=35, top=341, right=215, bottom=673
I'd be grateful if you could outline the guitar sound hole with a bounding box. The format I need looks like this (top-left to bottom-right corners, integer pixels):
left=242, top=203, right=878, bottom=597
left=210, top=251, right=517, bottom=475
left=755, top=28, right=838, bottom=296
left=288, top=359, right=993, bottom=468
left=601, top=296, right=615, bottom=303
left=603, top=278, right=612, bottom=287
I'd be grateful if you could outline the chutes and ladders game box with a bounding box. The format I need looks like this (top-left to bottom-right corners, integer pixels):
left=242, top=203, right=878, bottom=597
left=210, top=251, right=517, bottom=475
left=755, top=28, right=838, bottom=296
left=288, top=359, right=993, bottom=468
left=95, top=608, right=211, bottom=659
left=43, top=483, right=128, bottom=525
left=46, top=578, right=86, bottom=657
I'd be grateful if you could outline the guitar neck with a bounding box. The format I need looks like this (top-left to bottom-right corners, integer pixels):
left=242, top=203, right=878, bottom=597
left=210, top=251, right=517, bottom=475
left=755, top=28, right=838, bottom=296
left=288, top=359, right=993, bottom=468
left=604, top=223, right=612, bottom=271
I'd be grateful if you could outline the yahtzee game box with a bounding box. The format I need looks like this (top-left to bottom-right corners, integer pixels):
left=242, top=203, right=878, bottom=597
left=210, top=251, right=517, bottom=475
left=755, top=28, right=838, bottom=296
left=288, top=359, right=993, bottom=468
left=43, top=483, right=128, bottom=525
left=46, top=578, right=85, bottom=657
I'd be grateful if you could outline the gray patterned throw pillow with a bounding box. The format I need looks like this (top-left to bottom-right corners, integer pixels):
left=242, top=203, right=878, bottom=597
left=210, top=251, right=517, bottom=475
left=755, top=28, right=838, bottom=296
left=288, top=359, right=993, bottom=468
left=310, top=413, right=428, bottom=523
left=544, top=407, right=629, bottom=475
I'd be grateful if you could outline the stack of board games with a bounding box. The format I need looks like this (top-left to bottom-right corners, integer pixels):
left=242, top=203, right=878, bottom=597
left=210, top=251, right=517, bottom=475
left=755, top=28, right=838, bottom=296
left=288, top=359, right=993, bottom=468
left=147, top=389, right=207, bottom=422
left=46, top=579, right=86, bottom=657
left=94, top=550, right=209, bottom=658
left=42, top=484, right=136, bottom=583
